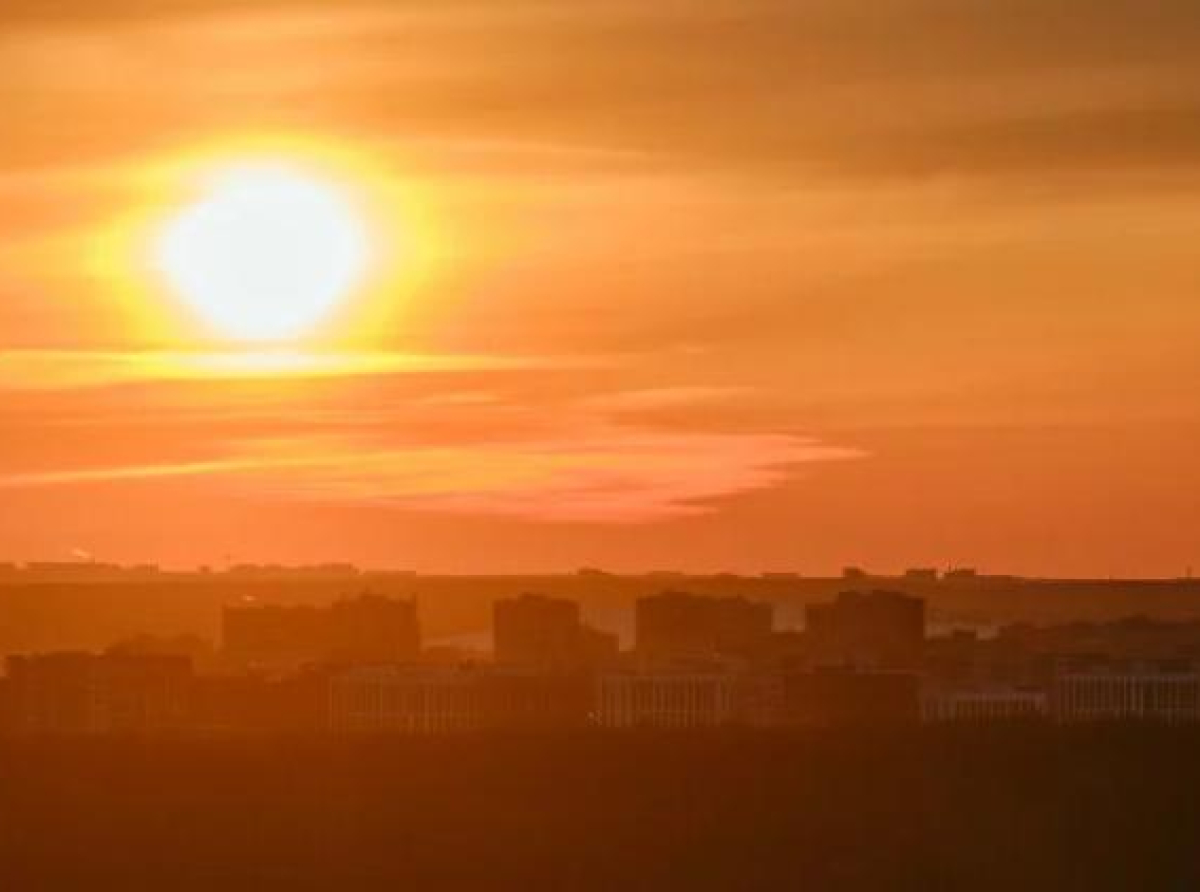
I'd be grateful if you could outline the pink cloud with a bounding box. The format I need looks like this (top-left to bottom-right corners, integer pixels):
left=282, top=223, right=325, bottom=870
left=0, top=424, right=863, bottom=524
left=229, top=428, right=862, bottom=522
left=0, top=358, right=865, bottom=523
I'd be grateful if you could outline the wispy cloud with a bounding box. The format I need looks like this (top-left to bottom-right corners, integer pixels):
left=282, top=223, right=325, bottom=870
left=0, top=349, right=592, bottom=391
left=0, top=457, right=258, bottom=488
left=0, top=420, right=864, bottom=522
left=577, top=386, right=754, bottom=413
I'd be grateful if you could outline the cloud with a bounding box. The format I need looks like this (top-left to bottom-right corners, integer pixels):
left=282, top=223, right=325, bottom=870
left=0, top=349, right=592, bottom=391
left=577, top=386, right=754, bottom=414
left=0, top=458, right=255, bottom=488
left=4, top=0, right=1200, bottom=183
left=0, top=428, right=863, bottom=522
left=0, top=373, right=864, bottom=521
left=0, top=427, right=868, bottom=521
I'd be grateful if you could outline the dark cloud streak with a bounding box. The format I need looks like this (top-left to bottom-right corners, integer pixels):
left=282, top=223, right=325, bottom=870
left=3, top=1, right=1200, bottom=182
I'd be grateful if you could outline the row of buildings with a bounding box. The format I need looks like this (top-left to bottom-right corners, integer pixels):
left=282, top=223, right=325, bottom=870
left=220, top=589, right=923, bottom=671
left=6, top=650, right=1199, bottom=734
left=4, top=589, right=1200, bottom=733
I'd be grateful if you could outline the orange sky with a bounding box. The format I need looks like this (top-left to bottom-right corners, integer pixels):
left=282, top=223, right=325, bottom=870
left=1, top=1, right=1198, bottom=575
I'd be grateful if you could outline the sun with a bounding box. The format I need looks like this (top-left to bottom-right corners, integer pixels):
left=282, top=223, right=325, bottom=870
left=155, top=163, right=371, bottom=342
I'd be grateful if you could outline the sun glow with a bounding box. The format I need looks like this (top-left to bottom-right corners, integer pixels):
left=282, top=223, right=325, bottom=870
left=155, top=164, right=372, bottom=342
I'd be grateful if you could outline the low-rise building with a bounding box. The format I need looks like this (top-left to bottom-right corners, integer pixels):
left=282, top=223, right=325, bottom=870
left=922, top=686, right=1048, bottom=723
left=773, top=669, right=921, bottom=727
left=330, top=666, right=591, bottom=733
left=595, top=669, right=736, bottom=729
left=5, top=652, right=193, bottom=734
left=1053, top=664, right=1200, bottom=724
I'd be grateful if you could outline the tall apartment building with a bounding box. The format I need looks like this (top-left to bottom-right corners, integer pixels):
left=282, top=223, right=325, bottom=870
left=805, top=590, right=925, bottom=669
left=635, top=592, right=773, bottom=662
left=222, top=593, right=420, bottom=669
left=493, top=593, right=618, bottom=668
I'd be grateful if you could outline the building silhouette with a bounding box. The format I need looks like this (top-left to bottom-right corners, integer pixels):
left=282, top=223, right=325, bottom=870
left=922, top=685, right=1048, bottom=723
left=635, top=592, right=773, bottom=661
left=805, top=590, right=925, bottom=669
left=1053, top=661, right=1200, bottom=724
left=5, top=652, right=193, bottom=734
left=736, top=668, right=921, bottom=727
left=493, top=593, right=618, bottom=668
left=595, top=669, right=737, bottom=728
left=330, top=666, right=591, bottom=733
left=222, top=593, right=419, bottom=669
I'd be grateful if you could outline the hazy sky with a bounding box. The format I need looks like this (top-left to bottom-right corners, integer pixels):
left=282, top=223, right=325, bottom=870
left=1, top=1, right=1198, bottom=574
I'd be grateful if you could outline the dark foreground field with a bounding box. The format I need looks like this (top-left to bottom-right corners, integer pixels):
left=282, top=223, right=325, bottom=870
left=1, top=727, right=1197, bottom=891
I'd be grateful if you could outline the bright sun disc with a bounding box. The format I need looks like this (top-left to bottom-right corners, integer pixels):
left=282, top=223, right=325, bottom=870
left=156, top=164, right=370, bottom=342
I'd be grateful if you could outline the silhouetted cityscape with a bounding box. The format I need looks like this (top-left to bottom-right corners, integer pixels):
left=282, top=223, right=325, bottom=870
left=6, top=563, right=1200, bottom=735
left=5, top=563, right=1200, bottom=888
